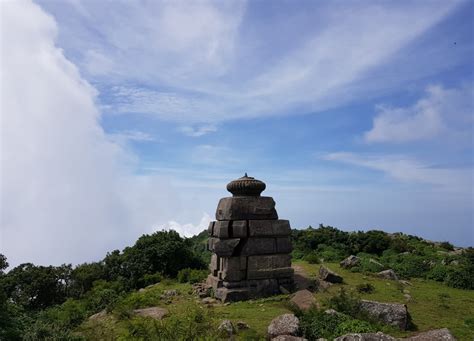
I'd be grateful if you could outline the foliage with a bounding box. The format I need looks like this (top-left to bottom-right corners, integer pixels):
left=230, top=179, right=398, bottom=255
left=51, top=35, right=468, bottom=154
left=334, top=319, right=377, bottom=335
left=302, top=251, right=320, bottom=264
left=177, top=268, right=208, bottom=284
left=356, top=283, right=375, bottom=294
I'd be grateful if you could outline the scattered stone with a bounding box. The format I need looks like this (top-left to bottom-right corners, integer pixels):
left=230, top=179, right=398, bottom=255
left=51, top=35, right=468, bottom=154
left=290, top=289, right=318, bottom=311
left=192, top=282, right=212, bottom=298
left=138, top=288, right=146, bottom=293
left=403, top=294, right=412, bottom=302
left=340, top=255, right=361, bottom=269
left=317, top=279, right=333, bottom=291
left=359, top=300, right=408, bottom=330
left=88, top=310, right=107, bottom=320
left=218, top=319, right=235, bottom=337
left=324, top=309, right=339, bottom=315
left=319, top=266, right=343, bottom=283
left=402, top=328, right=456, bottom=340
left=201, top=297, right=217, bottom=305
left=399, top=280, right=412, bottom=286
left=161, top=289, right=177, bottom=298
left=403, top=289, right=410, bottom=294
left=378, top=269, right=399, bottom=281
left=334, top=332, right=397, bottom=341
left=268, top=314, right=300, bottom=338
left=133, top=307, right=168, bottom=320
left=271, top=336, right=308, bottom=341
left=236, top=321, right=250, bottom=330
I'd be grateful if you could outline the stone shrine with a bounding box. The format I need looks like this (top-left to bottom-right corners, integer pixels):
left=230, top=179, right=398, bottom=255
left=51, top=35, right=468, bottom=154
left=207, top=174, right=294, bottom=302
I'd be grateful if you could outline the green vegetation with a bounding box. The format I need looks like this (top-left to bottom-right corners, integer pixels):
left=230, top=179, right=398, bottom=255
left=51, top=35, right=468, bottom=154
left=0, top=225, right=472, bottom=340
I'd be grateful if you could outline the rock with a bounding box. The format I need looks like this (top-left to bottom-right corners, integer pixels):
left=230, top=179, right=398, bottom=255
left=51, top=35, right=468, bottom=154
left=280, top=285, right=290, bottom=294
left=340, top=255, right=361, bottom=269
left=324, top=308, right=339, bottom=315
left=88, top=310, right=107, bottom=320
left=133, top=307, right=168, bottom=320
left=334, top=332, right=397, bottom=341
left=271, top=336, right=308, bottom=341
left=208, top=238, right=241, bottom=257
left=317, top=279, right=333, bottom=291
left=216, top=196, right=278, bottom=221
left=268, top=314, right=300, bottom=338
left=236, top=321, right=250, bottom=330
left=201, top=297, right=217, bottom=305
left=402, top=328, right=456, bottom=340
left=319, top=266, right=343, bottom=283
left=378, top=269, right=399, bottom=281
left=218, top=319, right=235, bottom=337
left=192, top=282, right=212, bottom=298
left=399, top=280, right=412, bottom=286
left=403, top=294, right=412, bottom=302
left=290, top=289, right=318, bottom=311
left=359, top=300, right=408, bottom=330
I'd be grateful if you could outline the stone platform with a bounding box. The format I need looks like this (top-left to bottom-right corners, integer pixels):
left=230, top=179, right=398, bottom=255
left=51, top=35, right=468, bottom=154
left=207, top=174, right=294, bottom=302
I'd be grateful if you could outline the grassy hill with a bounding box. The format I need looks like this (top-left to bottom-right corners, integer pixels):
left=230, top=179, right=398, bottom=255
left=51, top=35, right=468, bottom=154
left=1, top=226, right=473, bottom=340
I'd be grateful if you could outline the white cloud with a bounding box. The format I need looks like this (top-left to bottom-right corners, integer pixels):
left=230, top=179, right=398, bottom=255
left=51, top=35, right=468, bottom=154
left=324, top=152, right=471, bottom=191
left=365, top=85, right=474, bottom=143
left=0, top=0, right=213, bottom=267
left=109, top=130, right=155, bottom=143
left=178, top=124, right=217, bottom=137
left=163, top=212, right=212, bottom=238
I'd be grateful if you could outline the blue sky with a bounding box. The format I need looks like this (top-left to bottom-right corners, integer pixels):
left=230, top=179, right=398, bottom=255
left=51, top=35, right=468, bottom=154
left=1, top=0, right=473, bottom=266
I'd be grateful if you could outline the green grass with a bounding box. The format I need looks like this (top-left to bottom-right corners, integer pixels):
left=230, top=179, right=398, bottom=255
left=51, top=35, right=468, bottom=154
left=76, top=263, right=474, bottom=340
left=294, top=260, right=474, bottom=340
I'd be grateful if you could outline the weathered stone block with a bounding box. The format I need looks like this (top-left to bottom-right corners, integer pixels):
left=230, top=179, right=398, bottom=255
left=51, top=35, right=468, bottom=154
left=249, top=220, right=291, bottom=237
left=209, top=254, right=219, bottom=276
left=208, top=221, right=215, bottom=236
left=247, top=267, right=294, bottom=280
left=232, top=220, right=247, bottom=237
left=214, top=220, right=230, bottom=238
left=221, top=256, right=247, bottom=272
left=276, top=237, right=293, bottom=253
left=248, top=254, right=291, bottom=270
left=219, top=269, right=246, bottom=282
left=215, top=287, right=250, bottom=302
left=241, top=238, right=276, bottom=255
left=216, top=197, right=278, bottom=220
left=209, top=238, right=240, bottom=257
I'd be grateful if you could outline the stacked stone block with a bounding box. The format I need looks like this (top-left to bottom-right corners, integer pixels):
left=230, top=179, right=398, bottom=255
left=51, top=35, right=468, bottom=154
left=206, top=174, right=294, bottom=302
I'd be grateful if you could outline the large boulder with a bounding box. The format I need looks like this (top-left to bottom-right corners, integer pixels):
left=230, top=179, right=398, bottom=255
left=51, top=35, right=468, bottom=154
left=334, top=332, right=397, bottom=341
left=340, top=255, right=361, bottom=269
left=378, top=269, right=399, bottom=281
left=359, top=300, right=408, bottom=330
left=133, top=307, right=168, bottom=320
left=319, top=266, right=343, bottom=283
left=268, top=314, right=300, bottom=338
left=402, top=328, right=456, bottom=340
left=290, top=289, right=318, bottom=311
left=218, top=319, right=235, bottom=337
left=271, top=336, right=308, bottom=341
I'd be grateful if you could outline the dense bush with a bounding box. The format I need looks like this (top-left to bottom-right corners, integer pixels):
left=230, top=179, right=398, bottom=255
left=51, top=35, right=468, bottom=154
left=177, top=268, right=208, bottom=284
left=356, top=283, right=375, bottom=294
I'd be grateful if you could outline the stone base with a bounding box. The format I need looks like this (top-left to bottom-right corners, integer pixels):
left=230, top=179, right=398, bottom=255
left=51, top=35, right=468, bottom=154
left=208, top=275, right=294, bottom=302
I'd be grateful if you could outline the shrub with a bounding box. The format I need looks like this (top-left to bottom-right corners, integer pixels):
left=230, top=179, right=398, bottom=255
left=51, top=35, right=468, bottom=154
left=327, top=289, right=361, bottom=317
left=177, top=268, right=208, bottom=284
left=299, top=308, right=350, bottom=340
left=356, top=283, right=375, bottom=294
left=303, top=252, right=320, bottom=264
left=334, top=319, right=376, bottom=335
left=137, top=273, right=162, bottom=288
left=426, top=264, right=448, bottom=282
left=445, top=266, right=474, bottom=290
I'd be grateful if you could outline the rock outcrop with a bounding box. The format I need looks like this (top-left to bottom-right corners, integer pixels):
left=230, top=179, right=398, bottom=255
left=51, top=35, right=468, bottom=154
left=402, top=328, right=456, bottom=341
left=359, top=300, right=408, bottom=330
left=334, top=332, right=397, bottom=341
left=290, top=289, right=318, bottom=311
left=378, top=269, right=399, bottom=281
left=319, top=265, right=343, bottom=283
left=268, top=314, right=300, bottom=339
left=340, top=255, right=360, bottom=269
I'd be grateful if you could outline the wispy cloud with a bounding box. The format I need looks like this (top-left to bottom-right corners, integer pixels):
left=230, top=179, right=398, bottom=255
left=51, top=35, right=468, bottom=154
left=364, top=85, right=473, bottom=143
left=178, top=124, right=217, bottom=137
left=109, top=130, right=155, bottom=142
left=324, top=152, right=471, bottom=191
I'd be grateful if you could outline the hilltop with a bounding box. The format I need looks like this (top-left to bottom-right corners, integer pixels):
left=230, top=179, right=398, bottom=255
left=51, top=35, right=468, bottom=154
left=1, top=225, right=473, bottom=340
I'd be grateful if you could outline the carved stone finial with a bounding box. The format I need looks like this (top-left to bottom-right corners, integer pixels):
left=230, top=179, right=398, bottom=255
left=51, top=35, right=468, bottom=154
left=226, top=174, right=266, bottom=197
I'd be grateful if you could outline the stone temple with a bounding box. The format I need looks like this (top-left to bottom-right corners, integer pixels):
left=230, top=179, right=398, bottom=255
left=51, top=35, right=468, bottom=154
left=206, top=174, right=294, bottom=302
